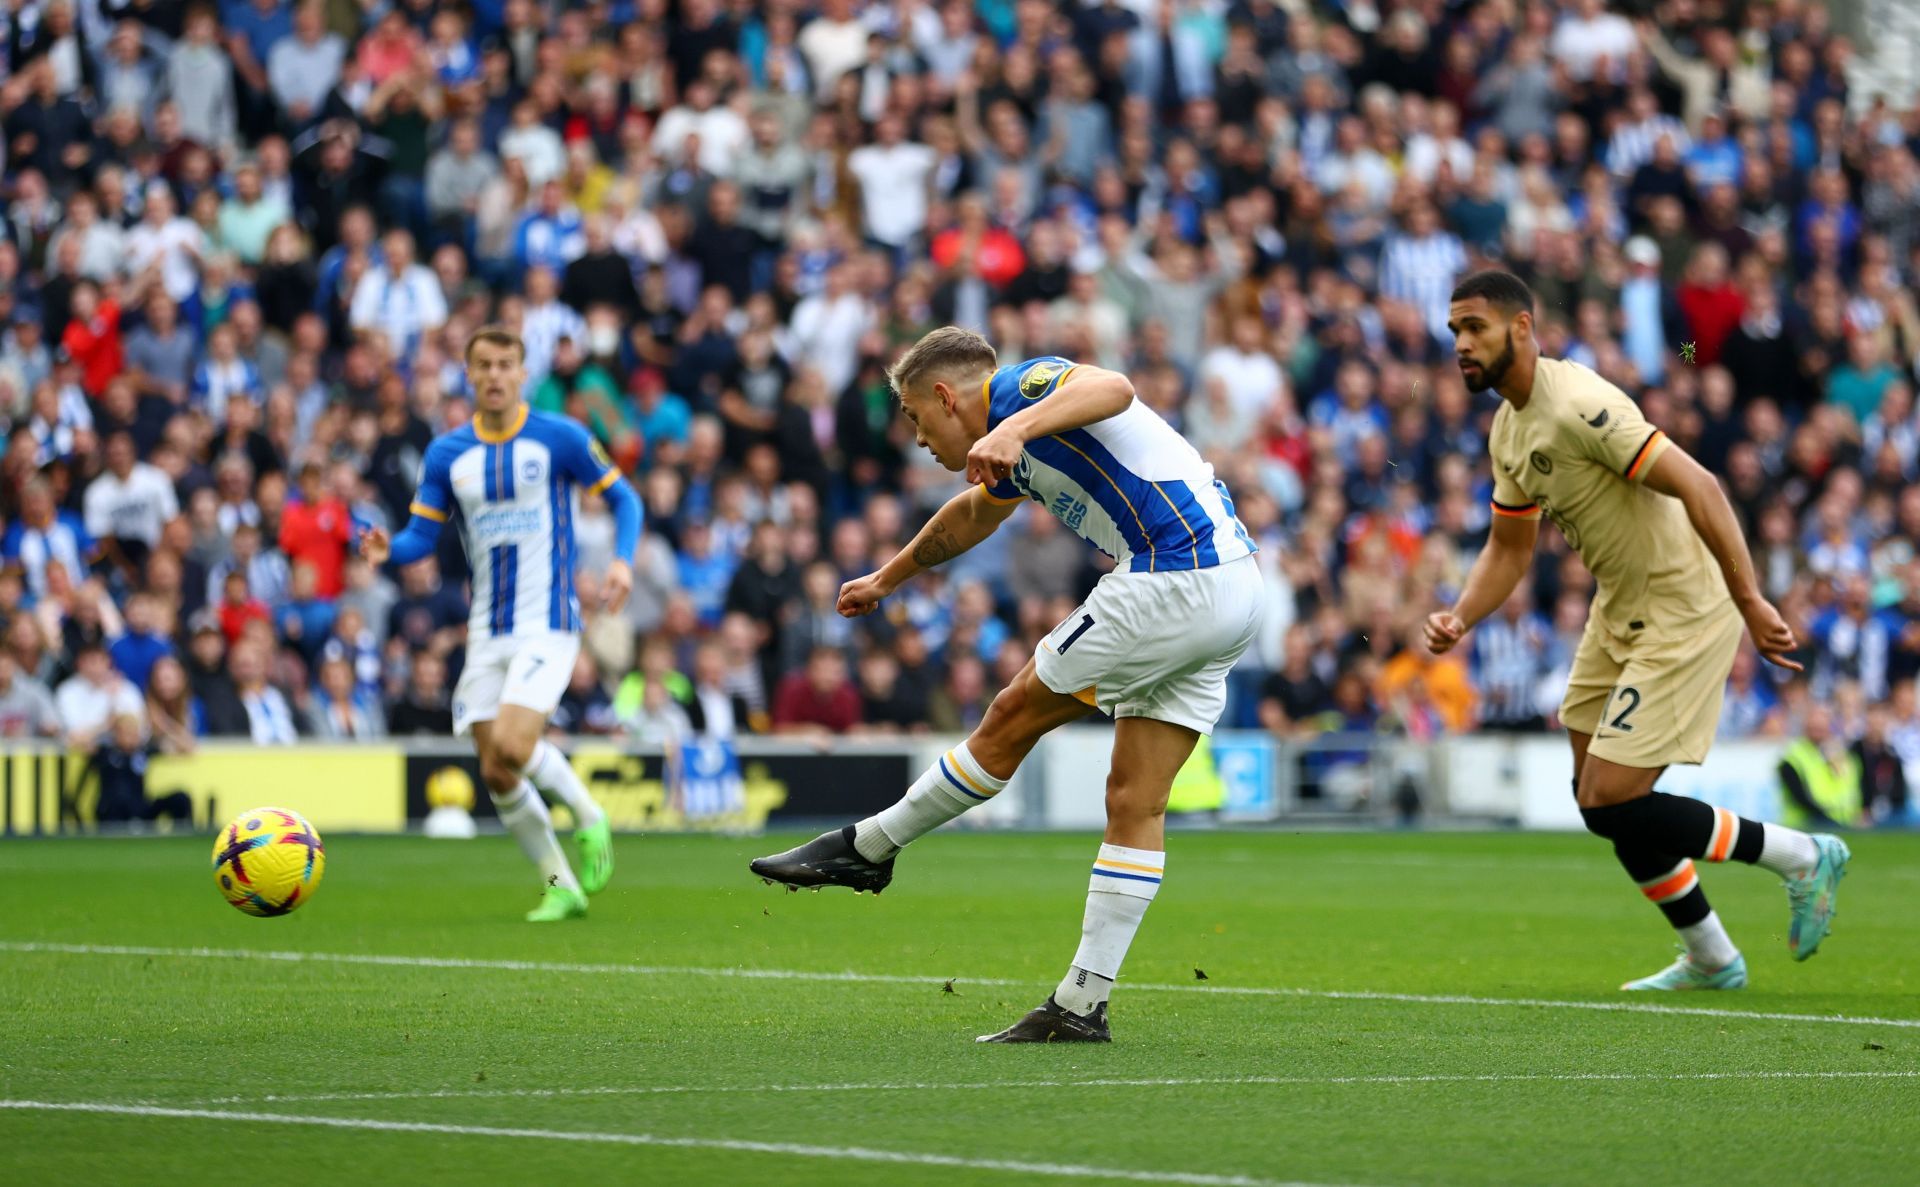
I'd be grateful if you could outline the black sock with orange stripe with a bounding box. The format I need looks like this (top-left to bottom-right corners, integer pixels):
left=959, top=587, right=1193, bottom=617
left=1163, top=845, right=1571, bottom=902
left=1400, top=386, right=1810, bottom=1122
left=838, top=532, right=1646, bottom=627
left=1580, top=793, right=1769, bottom=866
left=1613, top=842, right=1712, bottom=927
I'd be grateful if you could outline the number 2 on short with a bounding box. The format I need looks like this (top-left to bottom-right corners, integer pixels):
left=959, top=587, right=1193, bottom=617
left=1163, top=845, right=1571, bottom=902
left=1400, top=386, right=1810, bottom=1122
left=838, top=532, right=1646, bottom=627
left=1609, top=686, right=1640, bottom=732
left=1057, top=614, right=1095, bottom=654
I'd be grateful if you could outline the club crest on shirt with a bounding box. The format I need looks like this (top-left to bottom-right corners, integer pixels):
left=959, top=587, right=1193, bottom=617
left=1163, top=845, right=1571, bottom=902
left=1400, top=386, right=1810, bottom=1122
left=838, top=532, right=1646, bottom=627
left=1020, top=361, right=1065, bottom=399
left=1530, top=451, right=1554, bottom=474
left=520, top=457, right=544, bottom=485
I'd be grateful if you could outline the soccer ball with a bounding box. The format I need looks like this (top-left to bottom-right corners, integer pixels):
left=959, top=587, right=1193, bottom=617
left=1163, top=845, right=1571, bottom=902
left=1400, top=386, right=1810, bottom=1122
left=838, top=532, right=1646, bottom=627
left=212, top=807, right=326, bottom=917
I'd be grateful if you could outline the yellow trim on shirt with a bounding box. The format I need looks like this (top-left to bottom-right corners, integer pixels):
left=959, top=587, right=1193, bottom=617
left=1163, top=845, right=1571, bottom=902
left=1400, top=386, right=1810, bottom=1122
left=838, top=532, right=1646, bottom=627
left=589, top=470, right=620, bottom=494
left=978, top=483, right=1024, bottom=505
left=410, top=502, right=449, bottom=523
left=1147, top=481, right=1199, bottom=564
left=472, top=404, right=529, bottom=444
left=1048, top=434, right=1157, bottom=572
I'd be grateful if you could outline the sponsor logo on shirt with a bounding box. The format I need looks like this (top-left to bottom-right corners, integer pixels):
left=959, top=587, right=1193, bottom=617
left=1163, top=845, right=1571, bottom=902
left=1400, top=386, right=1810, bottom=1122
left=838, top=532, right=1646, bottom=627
left=468, top=505, right=545, bottom=544
left=1020, top=361, right=1065, bottom=399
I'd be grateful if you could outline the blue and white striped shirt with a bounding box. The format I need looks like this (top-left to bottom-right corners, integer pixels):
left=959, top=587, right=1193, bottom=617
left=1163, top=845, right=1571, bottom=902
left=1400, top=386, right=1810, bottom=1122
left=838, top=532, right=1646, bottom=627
left=980, top=358, right=1257, bottom=574
left=410, top=408, right=621, bottom=640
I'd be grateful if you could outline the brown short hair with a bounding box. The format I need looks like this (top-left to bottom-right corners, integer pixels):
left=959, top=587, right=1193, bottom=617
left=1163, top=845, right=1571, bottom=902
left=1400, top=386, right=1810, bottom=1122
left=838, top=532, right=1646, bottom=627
left=886, top=326, right=997, bottom=397
left=464, top=325, right=526, bottom=363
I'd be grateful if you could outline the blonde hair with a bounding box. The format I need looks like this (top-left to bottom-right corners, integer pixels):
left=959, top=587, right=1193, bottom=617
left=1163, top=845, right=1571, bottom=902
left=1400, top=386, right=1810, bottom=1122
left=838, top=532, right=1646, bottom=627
left=886, top=326, right=997, bottom=397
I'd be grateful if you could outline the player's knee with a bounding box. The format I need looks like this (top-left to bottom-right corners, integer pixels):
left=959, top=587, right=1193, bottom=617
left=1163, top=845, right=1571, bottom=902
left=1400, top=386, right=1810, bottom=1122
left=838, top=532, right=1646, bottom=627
left=969, top=683, right=1030, bottom=767
left=490, top=733, right=537, bottom=776
left=478, top=757, right=520, bottom=797
left=1104, top=772, right=1167, bottom=823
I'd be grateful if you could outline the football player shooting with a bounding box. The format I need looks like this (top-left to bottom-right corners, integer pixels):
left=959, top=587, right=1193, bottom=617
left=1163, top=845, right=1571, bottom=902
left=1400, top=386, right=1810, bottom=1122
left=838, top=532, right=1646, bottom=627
left=361, top=328, right=642, bottom=922
left=751, top=327, right=1264, bottom=1043
left=1430, top=271, right=1849, bottom=990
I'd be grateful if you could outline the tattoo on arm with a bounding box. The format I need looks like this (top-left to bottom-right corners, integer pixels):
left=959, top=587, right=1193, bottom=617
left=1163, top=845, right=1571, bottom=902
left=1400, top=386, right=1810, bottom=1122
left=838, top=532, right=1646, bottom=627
left=912, top=518, right=959, bottom=568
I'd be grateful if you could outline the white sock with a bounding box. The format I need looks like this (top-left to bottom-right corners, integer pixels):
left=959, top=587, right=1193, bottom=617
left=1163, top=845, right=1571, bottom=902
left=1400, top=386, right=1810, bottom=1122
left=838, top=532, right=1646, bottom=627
left=1054, top=843, right=1163, bottom=1016
left=491, top=781, right=580, bottom=892
left=1756, top=823, right=1820, bottom=877
left=523, top=741, right=606, bottom=829
left=854, top=743, right=1008, bottom=861
left=1679, top=910, right=1740, bottom=970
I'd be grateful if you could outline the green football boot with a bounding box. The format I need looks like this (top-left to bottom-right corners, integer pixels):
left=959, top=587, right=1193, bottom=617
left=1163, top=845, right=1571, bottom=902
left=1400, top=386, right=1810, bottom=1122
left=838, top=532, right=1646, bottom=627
left=1786, top=834, right=1850, bottom=961
left=1621, top=950, right=1748, bottom=991
left=526, top=885, right=588, bottom=922
left=575, top=818, right=614, bottom=895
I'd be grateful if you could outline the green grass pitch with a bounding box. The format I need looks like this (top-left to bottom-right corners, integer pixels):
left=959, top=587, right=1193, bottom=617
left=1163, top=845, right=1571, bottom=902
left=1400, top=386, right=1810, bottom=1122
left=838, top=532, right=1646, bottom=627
left=2, top=829, right=1917, bottom=1185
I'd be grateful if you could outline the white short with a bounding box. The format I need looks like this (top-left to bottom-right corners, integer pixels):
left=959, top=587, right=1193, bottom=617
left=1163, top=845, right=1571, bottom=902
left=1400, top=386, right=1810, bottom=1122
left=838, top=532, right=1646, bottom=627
left=1033, top=556, right=1263, bottom=735
left=452, top=632, right=581, bottom=737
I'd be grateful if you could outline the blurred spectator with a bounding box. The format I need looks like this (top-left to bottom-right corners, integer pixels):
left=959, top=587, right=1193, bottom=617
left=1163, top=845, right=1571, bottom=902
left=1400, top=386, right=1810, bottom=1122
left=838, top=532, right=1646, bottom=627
left=87, top=713, right=191, bottom=829
left=5, top=478, right=94, bottom=600
left=230, top=637, right=297, bottom=745
left=144, top=654, right=203, bottom=754
left=183, top=613, right=249, bottom=737
left=309, top=649, right=385, bottom=740
left=772, top=644, right=861, bottom=735
left=279, top=462, right=353, bottom=599
left=55, top=641, right=144, bottom=748
left=0, top=649, right=59, bottom=738
left=1777, top=704, right=1863, bottom=830
left=85, top=431, right=177, bottom=581
left=386, top=649, right=453, bottom=736
left=108, top=592, right=173, bottom=693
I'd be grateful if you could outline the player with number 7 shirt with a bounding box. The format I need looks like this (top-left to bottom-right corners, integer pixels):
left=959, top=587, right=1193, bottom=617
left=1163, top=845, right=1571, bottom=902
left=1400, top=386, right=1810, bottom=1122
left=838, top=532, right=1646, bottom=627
left=1430, top=272, right=1849, bottom=991
left=749, top=327, right=1264, bottom=1044
left=360, top=327, right=643, bottom=922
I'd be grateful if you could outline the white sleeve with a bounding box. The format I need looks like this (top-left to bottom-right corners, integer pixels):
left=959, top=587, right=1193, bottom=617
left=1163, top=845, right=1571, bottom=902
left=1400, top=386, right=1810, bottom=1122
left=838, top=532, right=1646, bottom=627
left=349, top=272, right=379, bottom=329
left=83, top=482, right=109, bottom=538
left=152, top=471, right=179, bottom=522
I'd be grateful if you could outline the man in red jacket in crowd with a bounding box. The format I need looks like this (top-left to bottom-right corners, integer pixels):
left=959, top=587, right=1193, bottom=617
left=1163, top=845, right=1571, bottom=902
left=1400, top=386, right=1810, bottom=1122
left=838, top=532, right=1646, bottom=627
left=279, top=461, right=352, bottom=598
left=771, top=646, right=863, bottom=735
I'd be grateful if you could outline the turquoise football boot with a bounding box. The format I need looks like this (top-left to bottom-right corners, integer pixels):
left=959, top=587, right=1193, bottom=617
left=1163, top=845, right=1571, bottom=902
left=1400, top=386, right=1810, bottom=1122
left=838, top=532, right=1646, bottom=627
left=1786, top=834, right=1850, bottom=961
left=1622, top=950, right=1748, bottom=991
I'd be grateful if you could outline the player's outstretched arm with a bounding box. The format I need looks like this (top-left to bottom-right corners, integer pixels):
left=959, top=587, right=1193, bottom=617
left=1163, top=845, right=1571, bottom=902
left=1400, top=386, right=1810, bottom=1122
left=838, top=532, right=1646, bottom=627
left=965, top=367, right=1135, bottom=487
left=838, top=486, right=1018, bottom=618
left=600, top=476, right=643, bottom=614
left=369, top=441, right=454, bottom=568
left=1641, top=445, right=1803, bottom=671
left=1427, top=512, right=1537, bottom=655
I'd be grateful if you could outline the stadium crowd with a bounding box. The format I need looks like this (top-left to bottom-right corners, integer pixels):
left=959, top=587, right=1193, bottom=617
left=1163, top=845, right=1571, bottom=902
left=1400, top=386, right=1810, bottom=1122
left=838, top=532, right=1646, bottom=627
left=0, top=0, right=1915, bottom=823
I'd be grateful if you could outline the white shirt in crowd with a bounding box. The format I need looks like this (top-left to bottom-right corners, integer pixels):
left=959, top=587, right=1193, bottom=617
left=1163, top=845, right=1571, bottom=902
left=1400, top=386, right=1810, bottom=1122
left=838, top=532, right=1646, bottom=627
left=847, top=141, right=937, bottom=247
left=350, top=263, right=449, bottom=359
left=84, top=463, right=179, bottom=549
left=124, top=217, right=205, bottom=303
left=55, top=675, right=144, bottom=741
left=1549, top=9, right=1637, bottom=83
left=787, top=291, right=874, bottom=396
left=499, top=122, right=567, bottom=187
left=653, top=104, right=749, bottom=175
left=796, top=16, right=869, bottom=101
left=1198, top=344, right=1286, bottom=423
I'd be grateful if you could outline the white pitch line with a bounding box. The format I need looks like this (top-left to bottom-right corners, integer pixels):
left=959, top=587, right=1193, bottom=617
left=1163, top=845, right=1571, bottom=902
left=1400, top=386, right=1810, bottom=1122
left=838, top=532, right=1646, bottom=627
left=0, top=1100, right=1345, bottom=1187
left=5, top=941, right=1917, bottom=1031
left=189, top=1070, right=1920, bottom=1108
